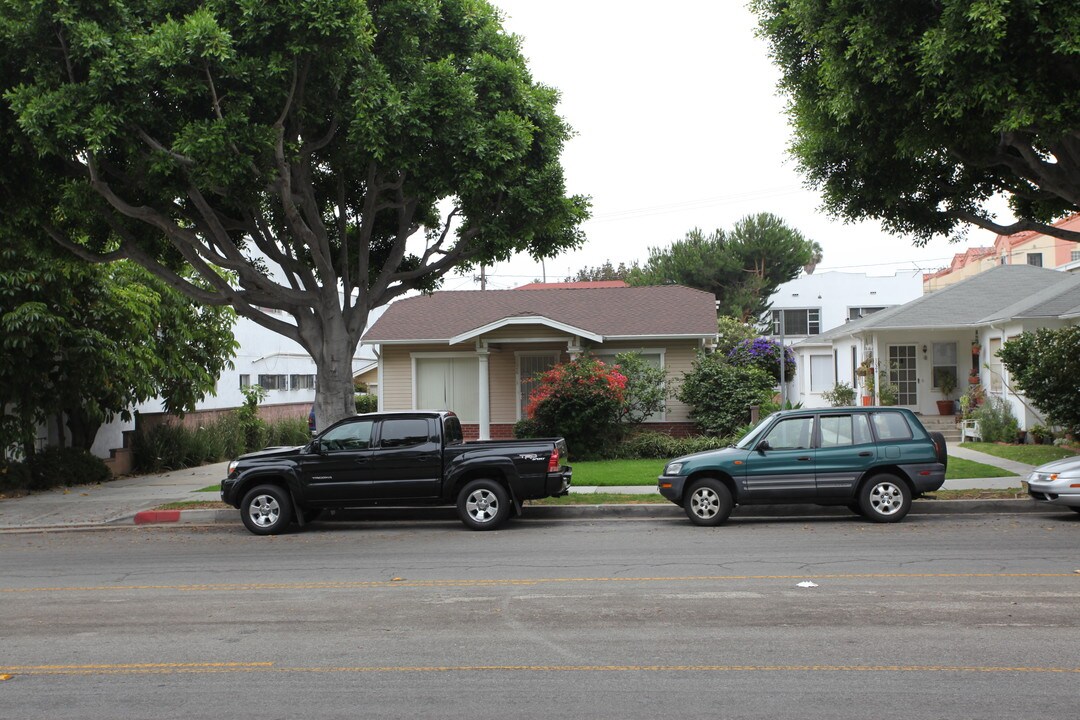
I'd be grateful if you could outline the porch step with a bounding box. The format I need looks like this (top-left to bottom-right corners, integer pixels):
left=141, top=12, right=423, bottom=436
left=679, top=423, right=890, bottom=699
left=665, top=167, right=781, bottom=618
left=918, top=415, right=961, bottom=444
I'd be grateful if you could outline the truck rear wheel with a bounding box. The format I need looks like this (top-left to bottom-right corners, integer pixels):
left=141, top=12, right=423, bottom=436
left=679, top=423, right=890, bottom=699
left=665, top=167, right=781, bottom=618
left=457, top=479, right=511, bottom=531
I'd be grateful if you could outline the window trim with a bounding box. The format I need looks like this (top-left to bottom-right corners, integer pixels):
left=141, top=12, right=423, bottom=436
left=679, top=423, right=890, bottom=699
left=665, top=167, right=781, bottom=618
left=411, top=352, right=481, bottom=423
left=515, top=350, right=562, bottom=421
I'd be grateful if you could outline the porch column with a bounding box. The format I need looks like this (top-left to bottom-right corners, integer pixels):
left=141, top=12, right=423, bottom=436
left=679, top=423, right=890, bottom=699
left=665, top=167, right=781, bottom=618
left=567, top=336, right=583, bottom=360
left=477, top=347, right=491, bottom=440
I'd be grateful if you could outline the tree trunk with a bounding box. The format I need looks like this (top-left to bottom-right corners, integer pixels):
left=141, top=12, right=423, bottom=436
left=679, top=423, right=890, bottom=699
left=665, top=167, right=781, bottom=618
left=65, top=407, right=101, bottom=452
left=309, top=316, right=363, bottom=431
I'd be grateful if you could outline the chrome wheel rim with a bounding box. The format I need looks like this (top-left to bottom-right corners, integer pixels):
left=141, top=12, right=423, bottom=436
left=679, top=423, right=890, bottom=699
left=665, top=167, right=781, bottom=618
left=869, top=482, right=904, bottom=516
left=248, top=494, right=281, bottom=528
left=466, top=489, right=500, bottom=524
left=690, top=487, right=720, bottom=519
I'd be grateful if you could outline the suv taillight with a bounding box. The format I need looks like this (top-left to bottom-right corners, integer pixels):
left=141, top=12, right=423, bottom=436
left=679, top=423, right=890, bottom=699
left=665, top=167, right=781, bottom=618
left=548, top=447, right=560, bottom=472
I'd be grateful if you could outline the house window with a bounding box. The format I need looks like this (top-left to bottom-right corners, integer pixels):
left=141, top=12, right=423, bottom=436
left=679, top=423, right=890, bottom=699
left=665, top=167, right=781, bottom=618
left=258, top=374, right=288, bottom=390
left=931, top=342, right=957, bottom=393
left=1072, top=250, right=1080, bottom=262
left=771, top=308, right=820, bottom=336
left=239, top=374, right=250, bottom=389
left=847, top=306, right=886, bottom=321
left=415, top=356, right=479, bottom=423
left=809, top=354, right=835, bottom=393
left=1000, top=254, right=1009, bottom=265
left=1027, top=253, right=1043, bottom=267
left=518, top=353, right=559, bottom=420
left=290, top=374, right=315, bottom=390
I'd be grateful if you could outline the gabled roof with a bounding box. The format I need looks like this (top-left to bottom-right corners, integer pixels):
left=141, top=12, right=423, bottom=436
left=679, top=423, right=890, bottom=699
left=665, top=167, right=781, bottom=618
left=362, top=285, right=718, bottom=344
left=816, top=264, right=1080, bottom=340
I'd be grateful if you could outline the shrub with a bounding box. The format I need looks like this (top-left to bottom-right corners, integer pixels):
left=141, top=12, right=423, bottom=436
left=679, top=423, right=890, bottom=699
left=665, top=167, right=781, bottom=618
left=971, top=395, right=1020, bottom=444
left=999, top=327, right=1080, bottom=436
left=237, top=385, right=268, bottom=453
left=132, top=412, right=306, bottom=473
left=716, top=316, right=757, bottom=355
left=821, top=382, right=856, bottom=407
left=612, top=352, right=668, bottom=427
left=355, top=394, right=378, bottom=414
left=265, top=418, right=311, bottom=447
left=616, top=431, right=729, bottom=459
left=27, top=447, right=110, bottom=490
left=678, top=352, right=776, bottom=436
left=727, top=337, right=797, bottom=384
left=526, top=356, right=627, bottom=458
left=0, top=460, right=32, bottom=494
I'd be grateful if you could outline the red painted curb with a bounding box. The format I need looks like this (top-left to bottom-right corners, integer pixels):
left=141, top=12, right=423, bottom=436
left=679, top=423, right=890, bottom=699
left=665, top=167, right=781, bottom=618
left=134, top=510, right=181, bottom=525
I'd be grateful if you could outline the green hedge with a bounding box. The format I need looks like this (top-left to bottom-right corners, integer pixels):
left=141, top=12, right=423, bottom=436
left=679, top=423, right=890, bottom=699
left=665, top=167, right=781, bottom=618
left=133, top=413, right=310, bottom=473
left=613, top=431, right=730, bottom=459
left=0, top=448, right=110, bottom=494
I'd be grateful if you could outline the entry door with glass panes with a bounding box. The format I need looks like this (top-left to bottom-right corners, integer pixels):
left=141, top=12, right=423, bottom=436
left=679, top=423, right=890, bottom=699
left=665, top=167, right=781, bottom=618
left=887, top=345, right=918, bottom=407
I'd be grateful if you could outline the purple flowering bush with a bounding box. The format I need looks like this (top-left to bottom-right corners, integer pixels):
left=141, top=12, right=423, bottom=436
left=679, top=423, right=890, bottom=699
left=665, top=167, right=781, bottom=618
left=727, top=337, right=797, bottom=384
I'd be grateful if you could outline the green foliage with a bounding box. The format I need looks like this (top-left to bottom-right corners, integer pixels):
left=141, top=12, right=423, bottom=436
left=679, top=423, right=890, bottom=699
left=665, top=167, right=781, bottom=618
left=237, top=385, right=269, bottom=453
left=132, top=412, right=308, bottom=474
left=0, top=0, right=588, bottom=430
left=354, top=394, right=378, bottom=414
left=626, top=214, right=817, bottom=320
left=525, top=356, right=628, bottom=458
left=821, top=382, right=857, bottom=407
left=727, top=337, right=797, bottom=384
left=614, top=431, right=730, bottom=460
left=752, top=0, right=1080, bottom=243
left=565, top=261, right=635, bottom=282
left=0, top=243, right=237, bottom=454
left=612, top=352, right=668, bottom=427
left=0, top=460, right=32, bottom=494
left=999, top=327, right=1080, bottom=436
left=677, top=352, right=776, bottom=436
left=716, top=316, right=758, bottom=355
left=878, top=375, right=900, bottom=406
left=971, top=396, right=1020, bottom=444
left=26, top=448, right=110, bottom=491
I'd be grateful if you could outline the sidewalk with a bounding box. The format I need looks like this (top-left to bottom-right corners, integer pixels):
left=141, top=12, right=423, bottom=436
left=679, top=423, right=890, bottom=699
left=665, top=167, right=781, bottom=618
left=0, top=447, right=1042, bottom=532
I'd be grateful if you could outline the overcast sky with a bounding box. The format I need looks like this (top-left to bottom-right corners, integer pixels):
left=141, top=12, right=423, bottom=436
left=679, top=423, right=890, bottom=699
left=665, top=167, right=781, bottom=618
left=441, top=0, right=1000, bottom=291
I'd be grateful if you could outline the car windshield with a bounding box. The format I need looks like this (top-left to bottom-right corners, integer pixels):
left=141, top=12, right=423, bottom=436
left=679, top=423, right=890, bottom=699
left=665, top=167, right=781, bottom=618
left=734, top=413, right=778, bottom=449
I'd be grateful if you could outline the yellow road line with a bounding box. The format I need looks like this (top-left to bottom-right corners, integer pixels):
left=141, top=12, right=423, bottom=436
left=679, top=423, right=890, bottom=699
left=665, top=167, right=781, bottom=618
left=0, top=572, right=1075, bottom=594
left=2, top=663, right=1078, bottom=677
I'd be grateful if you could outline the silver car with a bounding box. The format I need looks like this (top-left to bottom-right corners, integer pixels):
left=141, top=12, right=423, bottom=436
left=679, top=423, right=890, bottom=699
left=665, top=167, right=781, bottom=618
left=1027, top=456, right=1080, bottom=513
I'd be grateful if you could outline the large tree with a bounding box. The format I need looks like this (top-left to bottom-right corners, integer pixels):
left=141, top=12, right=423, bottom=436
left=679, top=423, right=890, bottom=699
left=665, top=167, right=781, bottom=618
left=753, top=0, right=1080, bottom=244
left=628, top=213, right=816, bottom=320
left=0, top=0, right=588, bottom=428
left=0, top=242, right=236, bottom=457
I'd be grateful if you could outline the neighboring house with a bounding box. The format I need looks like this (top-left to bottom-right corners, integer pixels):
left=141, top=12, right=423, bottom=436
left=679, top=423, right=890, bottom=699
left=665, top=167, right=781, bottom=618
left=764, top=271, right=924, bottom=406
left=924, top=214, right=1080, bottom=292
left=361, top=284, right=719, bottom=439
left=799, top=264, right=1080, bottom=428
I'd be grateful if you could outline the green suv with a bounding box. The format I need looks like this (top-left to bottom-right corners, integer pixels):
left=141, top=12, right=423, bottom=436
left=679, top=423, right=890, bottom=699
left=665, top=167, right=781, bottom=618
left=658, top=407, right=947, bottom=525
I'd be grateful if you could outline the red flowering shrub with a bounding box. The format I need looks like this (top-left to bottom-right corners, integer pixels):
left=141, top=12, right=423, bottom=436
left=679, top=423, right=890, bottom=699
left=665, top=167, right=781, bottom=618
left=523, top=356, right=628, bottom=457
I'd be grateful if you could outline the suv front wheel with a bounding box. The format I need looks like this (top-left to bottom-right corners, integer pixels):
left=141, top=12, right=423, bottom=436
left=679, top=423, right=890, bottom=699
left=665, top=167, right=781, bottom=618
left=684, top=478, right=734, bottom=527
left=858, top=474, right=912, bottom=523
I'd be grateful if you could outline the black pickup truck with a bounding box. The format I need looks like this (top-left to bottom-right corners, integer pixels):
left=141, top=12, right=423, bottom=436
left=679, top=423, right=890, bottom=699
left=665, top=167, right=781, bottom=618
left=221, top=411, right=571, bottom=535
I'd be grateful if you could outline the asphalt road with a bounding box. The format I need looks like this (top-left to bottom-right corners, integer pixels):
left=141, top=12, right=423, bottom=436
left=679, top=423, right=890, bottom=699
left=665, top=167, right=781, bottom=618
left=1, top=512, right=1078, bottom=719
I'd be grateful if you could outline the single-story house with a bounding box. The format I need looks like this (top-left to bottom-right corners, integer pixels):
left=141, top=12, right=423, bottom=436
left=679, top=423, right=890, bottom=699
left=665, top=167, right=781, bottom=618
left=792, top=264, right=1080, bottom=428
left=361, top=284, right=718, bottom=439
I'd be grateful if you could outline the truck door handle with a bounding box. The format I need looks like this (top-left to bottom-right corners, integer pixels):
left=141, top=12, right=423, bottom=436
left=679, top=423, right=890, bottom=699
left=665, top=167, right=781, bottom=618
left=796, top=456, right=811, bottom=461
left=858, top=451, right=873, bottom=457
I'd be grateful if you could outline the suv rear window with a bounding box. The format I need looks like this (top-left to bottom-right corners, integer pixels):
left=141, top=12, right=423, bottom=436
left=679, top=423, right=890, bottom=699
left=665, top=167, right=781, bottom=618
left=870, top=412, right=913, bottom=441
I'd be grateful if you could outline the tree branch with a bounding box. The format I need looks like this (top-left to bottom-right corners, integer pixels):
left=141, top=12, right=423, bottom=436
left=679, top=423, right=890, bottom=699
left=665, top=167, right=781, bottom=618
left=951, top=210, right=1080, bottom=243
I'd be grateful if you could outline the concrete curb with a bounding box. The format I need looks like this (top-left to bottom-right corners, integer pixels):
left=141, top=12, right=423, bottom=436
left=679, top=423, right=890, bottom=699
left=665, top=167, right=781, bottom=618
left=114, top=498, right=1063, bottom=529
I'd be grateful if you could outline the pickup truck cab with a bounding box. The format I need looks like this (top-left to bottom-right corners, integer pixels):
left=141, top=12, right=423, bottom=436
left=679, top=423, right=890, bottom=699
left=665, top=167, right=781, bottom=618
left=658, top=407, right=947, bottom=525
left=222, top=411, right=571, bottom=535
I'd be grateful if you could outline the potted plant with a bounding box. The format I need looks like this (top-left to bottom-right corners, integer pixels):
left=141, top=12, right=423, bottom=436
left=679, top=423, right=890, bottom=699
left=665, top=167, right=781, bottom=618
left=821, top=382, right=856, bottom=407
left=935, top=372, right=956, bottom=415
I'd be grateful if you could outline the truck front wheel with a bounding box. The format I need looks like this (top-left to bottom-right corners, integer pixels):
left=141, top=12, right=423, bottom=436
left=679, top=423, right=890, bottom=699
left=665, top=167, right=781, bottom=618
left=240, top=484, right=294, bottom=535
left=457, top=479, right=511, bottom=531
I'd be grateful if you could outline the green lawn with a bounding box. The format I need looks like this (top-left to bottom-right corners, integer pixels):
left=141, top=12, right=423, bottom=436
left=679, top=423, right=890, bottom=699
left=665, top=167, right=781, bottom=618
left=946, top=457, right=1017, bottom=479
left=960, top=442, right=1078, bottom=466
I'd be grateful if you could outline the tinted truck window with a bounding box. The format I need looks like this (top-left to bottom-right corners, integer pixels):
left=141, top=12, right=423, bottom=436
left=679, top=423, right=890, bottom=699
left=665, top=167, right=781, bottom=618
left=379, top=418, right=432, bottom=448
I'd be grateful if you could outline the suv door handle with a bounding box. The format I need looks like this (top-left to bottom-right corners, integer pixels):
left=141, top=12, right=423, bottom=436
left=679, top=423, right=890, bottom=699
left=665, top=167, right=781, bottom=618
left=858, top=451, right=873, bottom=457
left=796, top=456, right=812, bottom=461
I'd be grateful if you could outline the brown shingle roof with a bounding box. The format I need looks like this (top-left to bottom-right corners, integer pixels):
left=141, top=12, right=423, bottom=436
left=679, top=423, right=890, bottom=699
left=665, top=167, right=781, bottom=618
left=363, top=285, right=717, bottom=343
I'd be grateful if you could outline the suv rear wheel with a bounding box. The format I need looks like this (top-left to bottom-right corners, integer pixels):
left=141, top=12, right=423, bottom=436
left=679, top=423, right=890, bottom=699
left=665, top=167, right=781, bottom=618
left=858, top=474, right=912, bottom=523
left=684, top=478, right=734, bottom=527
left=457, top=479, right=511, bottom=531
